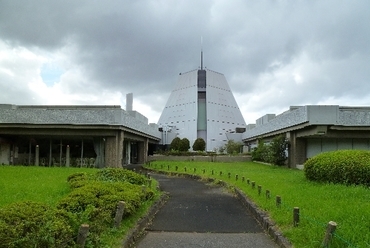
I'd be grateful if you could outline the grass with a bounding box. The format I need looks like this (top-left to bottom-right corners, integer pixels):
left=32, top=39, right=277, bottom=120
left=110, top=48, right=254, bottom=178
left=0, top=165, right=162, bottom=247
left=147, top=161, right=370, bottom=248
left=0, top=166, right=97, bottom=207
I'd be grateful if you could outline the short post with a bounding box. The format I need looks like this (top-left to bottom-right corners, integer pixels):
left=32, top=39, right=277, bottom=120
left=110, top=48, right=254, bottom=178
left=66, top=145, right=70, bottom=167
left=148, top=179, right=152, bottom=188
left=167, top=165, right=170, bottom=170
left=258, top=185, right=262, bottom=195
left=247, top=179, right=250, bottom=184
left=266, top=189, right=270, bottom=199
left=220, top=171, right=222, bottom=176
left=251, top=181, right=255, bottom=189
left=235, top=174, right=238, bottom=181
left=175, top=166, right=178, bottom=171
left=184, top=167, right=187, bottom=172
left=77, top=224, right=89, bottom=247
left=228, top=172, right=231, bottom=178
left=276, top=195, right=281, bottom=208
left=293, top=207, right=300, bottom=227
left=242, top=176, right=245, bottom=182
left=322, top=221, right=337, bottom=247
left=202, top=169, right=205, bottom=174
left=193, top=168, right=196, bottom=173
left=35, top=145, right=40, bottom=166
left=114, top=201, right=126, bottom=228
left=212, top=170, right=214, bottom=175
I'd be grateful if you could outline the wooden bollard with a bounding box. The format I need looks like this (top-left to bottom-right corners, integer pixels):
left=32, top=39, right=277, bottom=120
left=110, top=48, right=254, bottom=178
left=258, top=185, right=262, bottom=195
left=212, top=170, right=214, bottom=175
left=266, top=189, right=271, bottom=199
left=220, top=171, right=222, bottom=176
left=322, top=221, right=337, bottom=247
left=247, top=179, right=250, bottom=184
left=293, top=207, right=300, bottom=227
left=184, top=167, right=187, bottom=172
left=114, top=201, right=126, bottom=228
left=228, top=172, right=231, bottom=178
left=167, top=165, right=170, bottom=170
left=194, top=168, right=196, bottom=173
left=242, top=176, right=245, bottom=182
left=235, top=174, right=238, bottom=181
left=142, top=185, right=147, bottom=194
left=77, top=224, right=89, bottom=247
left=251, top=181, right=255, bottom=189
left=202, top=169, right=206, bottom=174
left=276, top=195, right=281, bottom=208
left=148, top=179, right=152, bottom=188
left=175, top=166, right=178, bottom=171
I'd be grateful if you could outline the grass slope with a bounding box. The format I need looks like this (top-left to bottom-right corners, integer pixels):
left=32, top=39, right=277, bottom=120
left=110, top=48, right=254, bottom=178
left=148, top=161, right=370, bottom=248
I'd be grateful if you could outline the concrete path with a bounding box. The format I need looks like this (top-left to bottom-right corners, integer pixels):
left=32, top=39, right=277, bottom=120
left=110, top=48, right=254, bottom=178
left=135, top=173, right=278, bottom=248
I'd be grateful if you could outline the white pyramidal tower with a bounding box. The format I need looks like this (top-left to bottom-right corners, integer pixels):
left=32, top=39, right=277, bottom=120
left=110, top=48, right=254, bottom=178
left=158, top=52, right=246, bottom=151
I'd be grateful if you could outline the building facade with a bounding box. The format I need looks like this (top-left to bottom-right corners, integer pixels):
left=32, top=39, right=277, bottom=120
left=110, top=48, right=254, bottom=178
left=0, top=104, right=161, bottom=167
left=158, top=68, right=246, bottom=151
left=243, top=105, right=370, bottom=168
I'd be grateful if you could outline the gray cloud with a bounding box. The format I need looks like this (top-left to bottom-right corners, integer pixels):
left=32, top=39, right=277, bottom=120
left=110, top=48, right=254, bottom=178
left=0, top=0, right=369, bottom=123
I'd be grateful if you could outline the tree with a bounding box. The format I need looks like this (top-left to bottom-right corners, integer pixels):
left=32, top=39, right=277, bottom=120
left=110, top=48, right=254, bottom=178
left=192, top=138, right=206, bottom=151
left=179, top=138, right=190, bottom=152
left=170, top=137, right=181, bottom=151
left=225, top=140, right=243, bottom=154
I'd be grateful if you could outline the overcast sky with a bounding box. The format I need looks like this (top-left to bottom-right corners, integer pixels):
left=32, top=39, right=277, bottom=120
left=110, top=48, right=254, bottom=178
left=1, top=1, right=369, bottom=124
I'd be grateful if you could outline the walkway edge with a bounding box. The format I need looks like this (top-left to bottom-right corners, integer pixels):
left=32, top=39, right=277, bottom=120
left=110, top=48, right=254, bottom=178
left=145, top=169, right=293, bottom=248
left=122, top=192, right=169, bottom=248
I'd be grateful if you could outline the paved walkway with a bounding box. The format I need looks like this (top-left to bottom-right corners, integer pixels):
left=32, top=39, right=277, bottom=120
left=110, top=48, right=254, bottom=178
left=135, top=173, right=279, bottom=248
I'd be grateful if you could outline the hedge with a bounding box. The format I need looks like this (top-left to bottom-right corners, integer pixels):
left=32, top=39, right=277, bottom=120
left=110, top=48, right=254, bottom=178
left=0, top=168, right=155, bottom=248
left=304, top=150, right=370, bottom=186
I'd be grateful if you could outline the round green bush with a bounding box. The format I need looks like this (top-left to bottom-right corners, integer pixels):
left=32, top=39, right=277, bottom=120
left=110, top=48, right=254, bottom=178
left=304, top=150, right=370, bottom=186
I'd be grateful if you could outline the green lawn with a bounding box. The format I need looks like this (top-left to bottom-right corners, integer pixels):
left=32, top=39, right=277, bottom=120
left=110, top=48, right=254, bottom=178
left=147, top=161, right=370, bottom=248
left=0, top=166, right=97, bottom=207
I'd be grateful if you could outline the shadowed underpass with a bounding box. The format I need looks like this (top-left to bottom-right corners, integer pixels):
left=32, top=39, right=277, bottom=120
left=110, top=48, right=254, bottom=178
left=135, top=173, right=278, bottom=248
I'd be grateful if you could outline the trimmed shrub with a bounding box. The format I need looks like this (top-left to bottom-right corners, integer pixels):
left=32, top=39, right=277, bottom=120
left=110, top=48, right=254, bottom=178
left=170, top=137, right=181, bottom=151
left=304, top=150, right=370, bottom=186
left=0, top=168, right=156, bottom=248
left=193, top=138, right=206, bottom=151
left=0, top=201, right=74, bottom=248
left=179, top=138, right=190, bottom=152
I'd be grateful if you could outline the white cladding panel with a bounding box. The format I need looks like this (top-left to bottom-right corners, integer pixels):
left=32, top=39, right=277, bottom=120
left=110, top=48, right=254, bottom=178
left=158, top=69, right=246, bottom=151
left=206, top=70, right=246, bottom=151
left=158, top=70, right=198, bottom=146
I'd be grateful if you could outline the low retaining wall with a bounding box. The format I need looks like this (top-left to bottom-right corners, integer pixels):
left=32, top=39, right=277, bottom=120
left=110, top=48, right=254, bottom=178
left=148, top=155, right=251, bottom=163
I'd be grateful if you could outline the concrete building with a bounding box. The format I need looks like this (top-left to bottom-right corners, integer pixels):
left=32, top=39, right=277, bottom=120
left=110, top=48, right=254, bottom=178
left=0, top=104, right=161, bottom=167
left=158, top=55, right=246, bottom=151
left=242, top=105, right=370, bottom=168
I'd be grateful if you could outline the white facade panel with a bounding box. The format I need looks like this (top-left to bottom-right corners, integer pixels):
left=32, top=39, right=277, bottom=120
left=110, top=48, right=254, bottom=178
left=158, top=69, right=246, bottom=152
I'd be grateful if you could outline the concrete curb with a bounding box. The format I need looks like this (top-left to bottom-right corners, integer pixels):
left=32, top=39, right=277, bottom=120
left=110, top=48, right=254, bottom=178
left=122, top=192, right=169, bottom=248
left=145, top=169, right=293, bottom=248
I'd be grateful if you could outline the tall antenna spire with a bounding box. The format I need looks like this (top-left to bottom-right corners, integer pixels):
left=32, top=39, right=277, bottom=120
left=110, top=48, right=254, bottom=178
left=200, top=36, right=203, bottom=70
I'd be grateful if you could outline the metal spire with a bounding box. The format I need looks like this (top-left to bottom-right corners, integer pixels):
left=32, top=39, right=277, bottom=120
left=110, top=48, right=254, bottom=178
left=200, top=36, right=203, bottom=70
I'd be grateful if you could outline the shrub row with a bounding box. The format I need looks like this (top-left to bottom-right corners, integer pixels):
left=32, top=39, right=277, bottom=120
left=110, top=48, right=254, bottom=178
left=304, top=150, right=370, bottom=186
left=251, top=135, right=288, bottom=166
left=0, top=168, right=154, bottom=248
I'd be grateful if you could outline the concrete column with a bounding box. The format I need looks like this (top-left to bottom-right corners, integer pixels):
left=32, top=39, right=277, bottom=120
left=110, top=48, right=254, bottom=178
left=35, top=145, right=39, bottom=166
left=288, top=132, right=306, bottom=168
left=66, top=145, right=70, bottom=167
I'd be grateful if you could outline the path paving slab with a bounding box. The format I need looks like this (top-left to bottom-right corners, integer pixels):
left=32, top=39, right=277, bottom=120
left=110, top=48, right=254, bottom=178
left=135, top=173, right=279, bottom=248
